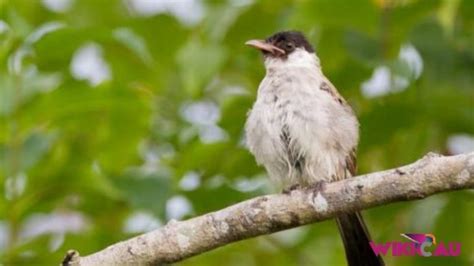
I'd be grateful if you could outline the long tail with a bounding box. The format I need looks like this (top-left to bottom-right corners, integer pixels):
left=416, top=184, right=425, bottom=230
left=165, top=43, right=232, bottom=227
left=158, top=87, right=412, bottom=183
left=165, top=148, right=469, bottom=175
left=336, top=212, right=385, bottom=266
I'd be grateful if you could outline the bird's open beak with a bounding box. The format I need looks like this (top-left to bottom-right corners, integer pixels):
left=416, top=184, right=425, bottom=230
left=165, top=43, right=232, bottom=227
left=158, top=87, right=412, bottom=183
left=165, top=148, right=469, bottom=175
left=245, top=39, right=285, bottom=55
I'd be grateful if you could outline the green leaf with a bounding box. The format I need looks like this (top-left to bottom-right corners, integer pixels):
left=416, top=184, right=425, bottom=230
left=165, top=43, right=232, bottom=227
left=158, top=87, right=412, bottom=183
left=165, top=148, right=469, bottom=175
left=114, top=169, right=171, bottom=217
left=177, top=40, right=227, bottom=97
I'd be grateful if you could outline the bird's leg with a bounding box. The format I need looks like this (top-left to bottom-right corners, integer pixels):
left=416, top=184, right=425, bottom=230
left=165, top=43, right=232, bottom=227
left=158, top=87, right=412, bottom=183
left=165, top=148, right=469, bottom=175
left=307, top=180, right=327, bottom=192
left=282, top=183, right=301, bottom=194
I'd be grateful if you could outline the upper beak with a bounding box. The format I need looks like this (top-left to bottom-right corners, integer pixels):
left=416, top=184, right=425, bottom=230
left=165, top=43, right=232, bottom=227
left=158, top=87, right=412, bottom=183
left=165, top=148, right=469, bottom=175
left=245, top=39, right=285, bottom=55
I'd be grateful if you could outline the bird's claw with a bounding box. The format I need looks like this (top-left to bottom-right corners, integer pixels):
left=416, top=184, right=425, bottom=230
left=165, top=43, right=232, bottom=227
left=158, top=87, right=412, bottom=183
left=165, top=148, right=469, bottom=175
left=308, top=181, right=327, bottom=192
left=282, top=184, right=301, bottom=194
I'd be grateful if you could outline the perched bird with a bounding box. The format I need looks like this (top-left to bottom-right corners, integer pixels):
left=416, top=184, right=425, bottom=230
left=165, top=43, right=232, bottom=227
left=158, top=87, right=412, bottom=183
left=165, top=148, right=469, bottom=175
left=244, top=31, right=384, bottom=266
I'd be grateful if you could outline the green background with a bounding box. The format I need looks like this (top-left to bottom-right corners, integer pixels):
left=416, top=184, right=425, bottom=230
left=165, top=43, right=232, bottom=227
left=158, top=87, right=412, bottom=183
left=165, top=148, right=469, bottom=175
left=1, top=0, right=473, bottom=265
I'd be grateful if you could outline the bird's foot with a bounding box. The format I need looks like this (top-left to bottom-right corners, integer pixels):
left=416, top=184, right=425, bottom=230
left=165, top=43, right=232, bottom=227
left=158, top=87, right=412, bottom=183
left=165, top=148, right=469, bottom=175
left=282, top=184, right=301, bottom=194
left=308, top=181, right=327, bottom=192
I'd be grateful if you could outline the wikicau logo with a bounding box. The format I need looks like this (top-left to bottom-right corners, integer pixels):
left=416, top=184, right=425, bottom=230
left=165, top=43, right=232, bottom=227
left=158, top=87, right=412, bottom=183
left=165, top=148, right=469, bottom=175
left=369, top=233, right=461, bottom=257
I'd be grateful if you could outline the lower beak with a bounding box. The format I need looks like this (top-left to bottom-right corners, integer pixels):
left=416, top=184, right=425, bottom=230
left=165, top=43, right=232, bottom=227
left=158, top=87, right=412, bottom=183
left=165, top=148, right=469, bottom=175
left=245, top=40, right=285, bottom=55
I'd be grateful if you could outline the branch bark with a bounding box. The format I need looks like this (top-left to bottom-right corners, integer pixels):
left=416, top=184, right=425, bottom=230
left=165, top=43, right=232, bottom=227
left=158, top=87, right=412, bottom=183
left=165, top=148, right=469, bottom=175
left=64, top=152, right=474, bottom=266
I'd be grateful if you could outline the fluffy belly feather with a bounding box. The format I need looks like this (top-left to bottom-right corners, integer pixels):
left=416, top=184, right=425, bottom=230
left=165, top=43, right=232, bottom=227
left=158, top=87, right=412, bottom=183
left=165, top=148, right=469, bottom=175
left=245, top=69, right=358, bottom=187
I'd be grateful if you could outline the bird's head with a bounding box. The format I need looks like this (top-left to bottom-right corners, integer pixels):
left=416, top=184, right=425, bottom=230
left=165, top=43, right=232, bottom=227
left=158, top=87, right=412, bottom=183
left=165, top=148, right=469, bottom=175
left=245, top=31, right=319, bottom=69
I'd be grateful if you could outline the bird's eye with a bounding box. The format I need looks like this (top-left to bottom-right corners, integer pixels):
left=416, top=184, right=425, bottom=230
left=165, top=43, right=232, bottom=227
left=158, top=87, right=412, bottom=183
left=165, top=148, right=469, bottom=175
left=286, top=42, right=295, bottom=50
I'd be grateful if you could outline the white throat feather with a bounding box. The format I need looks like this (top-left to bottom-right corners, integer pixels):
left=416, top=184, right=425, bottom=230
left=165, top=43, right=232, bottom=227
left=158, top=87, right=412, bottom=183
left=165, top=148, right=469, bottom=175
left=264, top=48, right=321, bottom=71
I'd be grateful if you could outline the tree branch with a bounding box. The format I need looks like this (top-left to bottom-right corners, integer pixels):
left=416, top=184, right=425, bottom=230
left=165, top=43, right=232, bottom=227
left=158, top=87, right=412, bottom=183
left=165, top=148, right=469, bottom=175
left=64, top=152, right=474, bottom=266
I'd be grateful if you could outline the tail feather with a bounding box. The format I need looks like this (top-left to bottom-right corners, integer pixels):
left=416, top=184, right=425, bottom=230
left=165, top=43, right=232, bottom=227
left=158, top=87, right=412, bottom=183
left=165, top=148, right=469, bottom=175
left=336, top=212, right=384, bottom=266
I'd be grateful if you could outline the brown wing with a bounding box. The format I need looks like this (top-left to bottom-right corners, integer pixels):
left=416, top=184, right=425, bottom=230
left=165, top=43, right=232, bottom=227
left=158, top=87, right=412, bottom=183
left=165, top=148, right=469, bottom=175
left=319, top=77, right=358, bottom=177
left=345, top=148, right=357, bottom=177
left=319, top=79, right=347, bottom=106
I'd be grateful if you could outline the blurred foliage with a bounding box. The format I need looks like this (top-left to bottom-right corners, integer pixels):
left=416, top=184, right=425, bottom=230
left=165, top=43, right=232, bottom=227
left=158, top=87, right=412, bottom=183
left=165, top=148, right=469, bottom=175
left=0, top=0, right=473, bottom=265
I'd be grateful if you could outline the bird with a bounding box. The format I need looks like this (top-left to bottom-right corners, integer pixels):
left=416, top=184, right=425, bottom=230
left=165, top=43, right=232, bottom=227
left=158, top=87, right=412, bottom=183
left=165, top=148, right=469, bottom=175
left=244, top=31, right=384, bottom=266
